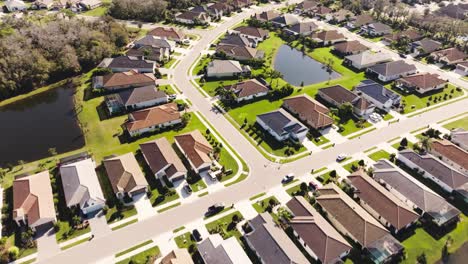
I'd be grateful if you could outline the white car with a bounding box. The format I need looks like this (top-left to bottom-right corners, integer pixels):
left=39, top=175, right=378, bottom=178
left=282, top=173, right=295, bottom=184
left=336, top=154, right=347, bottom=162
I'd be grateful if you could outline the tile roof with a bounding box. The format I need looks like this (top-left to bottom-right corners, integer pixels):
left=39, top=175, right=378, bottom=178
left=103, top=153, right=148, bottom=195
left=287, top=197, right=352, bottom=264
left=219, top=34, right=252, bottom=47
left=383, top=29, right=422, bottom=42
left=271, top=14, right=300, bottom=26
left=174, top=130, right=213, bottom=169
left=345, top=50, right=393, bottom=67
left=99, top=70, right=155, bottom=90
left=368, top=60, right=417, bottom=77
left=397, top=73, right=446, bottom=92
left=356, top=80, right=399, bottom=104
left=346, top=170, right=419, bottom=230
left=254, top=10, right=280, bottom=21
left=216, top=44, right=263, bottom=59
left=373, top=159, right=460, bottom=226
left=246, top=213, right=309, bottom=264
left=367, top=22, right=392, bottom=32
left=224, top=79, right=269, bottom=98
left=351, top=14, right=374, bottom=27
left=233, top=26, right=269, bottom=39
left=297, top=0, right=318, bottom=11
left=134, top=36, right=171, bottom=49
left=313, top=5, right=332, bottom=15
left=13, top=171, right=56, bottom=227
left=310, top=30, right=345, bottom=42
left=126, top=103, right=181, bottom=132
left=316, top=184, right=389, bottom=248
left=60, top=158, right=105, bottom=209
left=283, top=95, right=334, bottom=129
left=161, top=249, right=194, bottom=264
left=412, top=38, right=442, bottom=54
left=257, top=108, right=308, bottom=136
left=176, top=10, right=207, bottom=21
left=286, top=21, right=319, bottom=34
left=333, top=40, right=368, bottom=54
left=451, top=128, right=468, bottom=148
left=140, top=137, right=187, bottom=180
left=147, top=27, right=185, bottom=41
left=117, top=85, right=166, bottom=106
left=431, top=47, right=467, bottom=63
left=432, top=139, right=468, bottom=171
left=206, top=59, right=244, bottom=75
left=318, top=85, right=373, bottom=111
left=99, top=56, right=155, bottom=70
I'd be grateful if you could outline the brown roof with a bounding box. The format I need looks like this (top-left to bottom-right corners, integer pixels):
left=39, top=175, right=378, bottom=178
left=233, top=26, right=269, bottom=39
left=140, top=138, right=187, bottom=179
left=318, top=85, right=372, bottom=111
left=310, top=30, right=345, bottom=42
left=283, top=95, right=334, bottom=129
left=13, top=171, right=56, bottom=227
left=383, top=29, right=422, bottom=42
left=431, top=47, right=467, bottom=63
left=126, top=103, right=181, bottom=132
left=347, top=170, right=419, bottom=230
left=161, top=249, right=194, bottom=264
left=397, top=73, right=447, bottom=92
left=103, top=153, right=147, bottom=195
left=316, top=184, right=389, bottom=247
left=147, top=27, right=185, bottom=40
left=432, top=139, right=468, bottom=171
left=351, top=14, right=374, bottom=27
left=287, top=197, right=352, bottom=264
left=333, top=40, right=368, bottom=54
left=313, top=6, right=332, bottom=15
left=100, top=70, right=155, bottom=90
left=254, top=10, right=280, bottom=21
left=216, top=44, right=261, bottom=59
left=297, top=0, right=318, bottom=11
left=176, top=10, right=208, bottom=21
left=224, top=79, right=269, bottom=98
left=174, top=130, right=213, bottom=169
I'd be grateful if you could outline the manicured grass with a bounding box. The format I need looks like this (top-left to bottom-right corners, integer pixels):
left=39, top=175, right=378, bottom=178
left=189, top=177, right=207, bottom=192
left=82, top=0, right=111, bottom=17
left=105, top=206, right=137, bottom=223
left=174, top=232, right=196, bottom=249
left=286, top=182, right=304, bottom=196
left=224, top=173, right=248, bottom=187
left=364, top=146, right=378, bottom=153
left=157, top=202, right=181, bottom=213
left=282, top=178, right=299, bottom=187
left=61, top=238, right=89, bottom=250
left=116, top=246, right=160, bottom=264
left=205, top=211, right=244, bottom=240
left=339, top=117, right=372, bottom=136
left=196, top=78, right=239, bottom=96
left=342, top=161, right=364, bottom=173
left=111, top=219, right=138, bottom=231
left=116, top=240, right=154, bottom=257
left=348, top=127, right=377, bottom=139
left=55, top=221, right=91, bottom=243
left=402, top=214, right=468, bottom=264
left=252, top=196, right=279, bottom=213
left=192, top=55, right=211, bottom=76
left=173, top=226, right=185, bottom=233
left=249, top=192, right=266, bottom=201
left=159, top=84, right=176, bottom=95
left=198, top=191, right=209, bottom=197
left=5, top=234, right=37, bottom=259
left=150, top=184, right=180, bottom=208
left=443, top=116, right=468, bottom=130
left=368, top=150, right=391, bottom=161
left=312, top=167, right=327, bottom=174
left=203, top=207, right=233, bottom=220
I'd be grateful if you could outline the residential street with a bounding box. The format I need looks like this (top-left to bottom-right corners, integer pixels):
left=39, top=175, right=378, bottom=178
left=39, top=2, right=468, bottom=263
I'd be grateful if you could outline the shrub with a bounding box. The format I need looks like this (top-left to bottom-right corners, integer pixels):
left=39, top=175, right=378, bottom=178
left=8, top=247, right=19, bottom=260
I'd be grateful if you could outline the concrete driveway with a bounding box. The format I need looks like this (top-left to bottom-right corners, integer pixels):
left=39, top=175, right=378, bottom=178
left=36, top=225, right=59, bottom=262
left=133, top=194, right=155, bottom=220
left=88, top=211, right=111, bottom=239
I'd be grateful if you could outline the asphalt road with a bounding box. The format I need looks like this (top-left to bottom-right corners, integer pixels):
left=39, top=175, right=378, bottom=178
left=41, top=4, right=468, bottom=263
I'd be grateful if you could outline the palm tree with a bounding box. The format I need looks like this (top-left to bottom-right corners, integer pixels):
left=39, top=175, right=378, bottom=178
left=419, top=136, right=432, bottom=154
left=270, top=70, right=283, bottom=88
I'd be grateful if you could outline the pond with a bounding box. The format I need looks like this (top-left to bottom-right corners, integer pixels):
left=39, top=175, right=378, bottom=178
left=0, top=84, right=84, bottom=166
left=273, top=45, right=341, bottom=86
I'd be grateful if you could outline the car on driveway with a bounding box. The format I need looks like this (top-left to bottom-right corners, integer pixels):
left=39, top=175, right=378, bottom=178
left=192, top=229, right=202, bottom=242
left=336, top=154, right=347, bottom=162
left=282, top=173, right=295, bottom=184
left=183, top=184, right=192, bottom=195
left=205, top=203, right=225, bottom=217
left=309, top=181, right=318, bottom=191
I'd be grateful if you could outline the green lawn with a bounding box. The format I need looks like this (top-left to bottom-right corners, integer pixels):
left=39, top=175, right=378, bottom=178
left=174, top=232, right=197, bottom=249
left=159, top=84, right=176, bottom=95
left=286, top=182, right=304, bottom=196
left=163, top=57, right=177, bottom=69
left=111, top=219, right=138, bottom=231
left=249, top=192, right=266, bottom=201
left=252, top=196, right=279, bottom=213
left=157, top=202, right=181, bottom=213
left=196, top=78, right=239, bottom=96
left=116, top=246, right=160, bottom=264
left=443, top=116, right=468, bottom=130
left=402, top=214, right=468, bottom=264
left=192, top=55, right=211, bottom=76
left=224, top=172, right=248, bottom=187
left=55, top=221, right=91, bottom=243
left=342, top=161, right=363, bottom=173
left=368, top=150, right=391, bottom=161
left=61, top=238, right=89, bottom=250
left=116, top=240, right=153, bottom=257
left=205, top=211, right=244, bottom=240
left=105, top=206, right=137, bottom=223
left=189, top=177, right=207, bottom=192
left=338, top=116, right=372, bottom=136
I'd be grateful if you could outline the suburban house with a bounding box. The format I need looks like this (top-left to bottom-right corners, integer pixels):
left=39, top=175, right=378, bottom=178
left=198, top=234, right=251, bottom=264
left=244, top=213, right=309, bottom=264
left=105, top=86, right=168, bottom=115
left=103, top=153, right=148, bottom=199
left=147, top=27, right=186, bottom=43
left=437, top=3, right=468, bottom=19
left=455, top=61, right=468, bottom=76
left=219, top=34, right=255, bottom=48
left=316, top=184, right=404, bottom=263
left=175, top=10, right=211, bottom=25
left=207, top=2, right=233, bottom=18
left=431, top=139, right=468, bottom=174
left=225, top=0, right=252, bottom=10
left=161, top=249, right=193, bottom=264
left=382, top=29, right=423, bottom=44
left=174, top=130, right=213, bottom=174
left=310, top=30, right=347, bottom=46
left=310, top=6, right=332, bottom=19
left=283, top=21, right=319, bottom=36
left=92, top=70, right=156, bottom=91
left=230, top=26, right=269, bottom=42
left=256, top=108, right=308, bottom=142
left=282, top=95, right=334, bottom=130
left=140, top=138, right=188, bottom=183
left=346, top=14, right=374, bottom=29
left=59, top=157, right=106, bottom=215
left=355, top=80, right=401, bottom=110
left=345, top=170, right=419, bottom=234
left=223, top=79, right=269, bottom=102
left=366, top=60, right=418, bottom=82
left=329, top=9, right=355, bottom=24
left=79, top=0, right=102, bottom=10
left=451, top=128, right=468, bottom=151
left=216, top=44, right=264, bottom=61
left=287, top=196, right=352, bottom=264
left=408, top=38, right=442, bottom=57
left=295, top=0, right=318, bottom=15
left=206, top=59, right=251, bottom=78
left=125, top=103, right=181, bottom=137
left=98, top=56, right=155, bottom=73
left=253, top=10, right=280, bottom=22
left=344, top=50, right=393, bottom=70
left=32, top=0, right=54, bottom=9
left=395, top=73, right=447, bottom=95
left=5, top=0, right=27, bottom=12
left=430, top=47, right=467, bottom=66
left=13, top=171, right=56, bottom=231
left=271, top=14, right=300, bottom=28
left=373, top=159, right=460, bottom=227
left=398, top=149, right=468, bottom=202
left=133, top=35, right=175, bottom=53
left=126, top=46, right=167, bottom=63
left=317, top=85, right=375, bottom=117
left=333, top=40, right=369, bottom=56
left=361, top=22, right=392, bottom=36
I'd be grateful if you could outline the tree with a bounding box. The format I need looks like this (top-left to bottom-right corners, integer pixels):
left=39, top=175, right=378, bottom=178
left=300, top=182, right=308, bottom=192
left=400, top=137, right=408, bottom=148
left=266, top=69, right=283, bottom=88
left=329, top=170, right=337, bottom=178
left=416, top=253, right=427, bottom=264
left=322, top=57, right=335, bottom=83
left=338, top=102, right=353, bottom=118
left=48, top=147, right=57, bottom=156
left=419, top=136, right=432, bottom=154
left=232, top=214, right=239, bottom=224
left=72, top=215, right=82, bottom=227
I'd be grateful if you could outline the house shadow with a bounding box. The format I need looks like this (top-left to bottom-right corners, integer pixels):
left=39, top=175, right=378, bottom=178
left=96, top=101, right=111, bottom=121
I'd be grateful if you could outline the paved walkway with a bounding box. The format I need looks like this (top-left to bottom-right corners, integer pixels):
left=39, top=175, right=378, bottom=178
left=134, top=194, right=156, bottom=220
left=322, top=126, right=348, bottom=144
left=235, top=200, right=258, bottom=220
left=89, top=213, right=111, bottom=239
left=36, top=228, right=60, bottom=262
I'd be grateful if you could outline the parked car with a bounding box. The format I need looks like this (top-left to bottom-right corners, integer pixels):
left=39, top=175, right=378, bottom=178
left=399, top=53, right=407, bottom=58
left=183, top=184, right=192, bottom=194
left=192, top=229, right=202, bottom=242
left=336, top=154, right=347, bottom=162
left=282, top=173, right=295, bottom=184
left=182, top=39, right=191, bottom=45
left=205, top=203, right=225, bottom=217
left=309, top=181, right=318, bottom=191
left=169, top=94, right=177, bottom=100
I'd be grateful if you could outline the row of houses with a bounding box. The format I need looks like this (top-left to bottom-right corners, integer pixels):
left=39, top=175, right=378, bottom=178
left=174, top=0, right=253, bottom=25
left=4, top=0, right=102, bottom=12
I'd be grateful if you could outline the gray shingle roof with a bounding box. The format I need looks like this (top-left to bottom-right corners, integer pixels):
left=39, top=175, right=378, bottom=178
left=356, top=80, right=399, bottom=104
left=368, top=60, right=417, bottom=77
left=256, top=108, right=307, bottom=137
